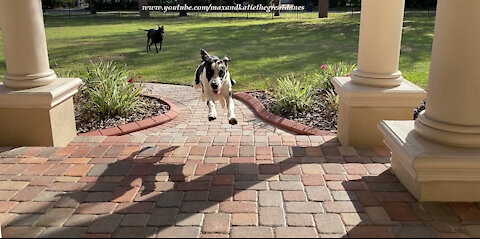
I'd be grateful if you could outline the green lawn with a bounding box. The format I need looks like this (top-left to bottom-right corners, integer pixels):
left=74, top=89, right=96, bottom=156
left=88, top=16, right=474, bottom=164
left=0, top=12, right=434, bottom=90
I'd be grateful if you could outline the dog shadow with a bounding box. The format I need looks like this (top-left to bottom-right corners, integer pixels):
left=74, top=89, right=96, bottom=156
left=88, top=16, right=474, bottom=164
left=2, top=140, right=438, bottom=238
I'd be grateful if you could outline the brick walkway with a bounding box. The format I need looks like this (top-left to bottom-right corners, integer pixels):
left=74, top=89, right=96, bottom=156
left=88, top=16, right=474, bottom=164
left=0, top=84, right=477, bottom=238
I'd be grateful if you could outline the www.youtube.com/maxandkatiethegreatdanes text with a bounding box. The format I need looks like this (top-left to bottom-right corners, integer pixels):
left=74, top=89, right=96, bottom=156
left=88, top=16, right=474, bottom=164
left=142, top=4, right=306, bottom=13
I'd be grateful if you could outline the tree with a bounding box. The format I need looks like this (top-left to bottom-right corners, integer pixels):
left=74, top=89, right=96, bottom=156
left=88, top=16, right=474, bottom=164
left=273, top=0, right=280, bottom=16
left=293, top=0, right=317, bottom=12
left=318, top=0, right=328, bottom=18
left=139, top=0, right=150, bottom=18
left=88, top=0, right=97, bottom=14
left=178, top=0, right=187, bottom=16
left=405, top=0, right=437, bottom=9
left=42, top=0, right=76, bottom=9
left=346, top=0, right=360, bottom=11
left=251, top=0, right=271, bottom=5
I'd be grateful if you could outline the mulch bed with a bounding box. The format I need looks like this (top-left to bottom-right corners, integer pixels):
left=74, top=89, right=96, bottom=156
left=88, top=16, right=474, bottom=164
left=74, top=95, right=170, bottom=134
left=249, top=91, right=426, bottom=133
left=248, top=89, right=338, bottom=132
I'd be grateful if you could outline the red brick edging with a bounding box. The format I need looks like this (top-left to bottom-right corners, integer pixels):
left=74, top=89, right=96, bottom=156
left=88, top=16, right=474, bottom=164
left=234, top=91, right=335, bottom=136
left=78, top=96, right=179, bottom=136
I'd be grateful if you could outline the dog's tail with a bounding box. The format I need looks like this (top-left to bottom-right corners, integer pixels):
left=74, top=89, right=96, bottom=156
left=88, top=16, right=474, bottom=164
left=138, top=29, right=150, bottom=31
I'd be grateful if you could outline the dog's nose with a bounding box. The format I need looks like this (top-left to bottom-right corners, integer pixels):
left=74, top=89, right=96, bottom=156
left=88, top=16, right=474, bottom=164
left=211, top=83, right=219, bottom=89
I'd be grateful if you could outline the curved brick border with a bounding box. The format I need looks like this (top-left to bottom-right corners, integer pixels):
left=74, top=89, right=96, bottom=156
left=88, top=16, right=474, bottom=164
left=78, top=96, right=179, bottom=136
left=234, top=91, right=336, bottom=136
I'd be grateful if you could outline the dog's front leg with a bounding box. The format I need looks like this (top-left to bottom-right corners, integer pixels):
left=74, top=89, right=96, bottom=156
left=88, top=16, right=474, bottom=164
left=155, top=43, right=159, bottom=53
left=159, top=42, right=163, bottom=52
left=227, top=92, right=237, bottom=125
left=207, top=100, right=217, bottom=121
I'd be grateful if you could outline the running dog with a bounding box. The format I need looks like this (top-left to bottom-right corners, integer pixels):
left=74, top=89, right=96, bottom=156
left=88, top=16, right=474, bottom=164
left=140, top=25, right=164, bottom=53
left=194, top=49, right=237, bottom=125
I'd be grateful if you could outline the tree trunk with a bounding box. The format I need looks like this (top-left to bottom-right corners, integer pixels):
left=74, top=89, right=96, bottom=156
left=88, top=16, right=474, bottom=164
left=318, top=0, right=328, bottom=18
left=178, top=0, right=188, bottom=16
left=139, top=0, right=150, bottom=18
left=274, top=0, right=280, bottom=16
left=89, top=0, right=96, bottom=14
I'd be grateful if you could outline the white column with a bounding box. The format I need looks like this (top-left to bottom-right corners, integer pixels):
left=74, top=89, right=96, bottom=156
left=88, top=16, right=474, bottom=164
left=379, top=0, right=480, bottom=201
left=0, top=0, right=81, bottom=147
left=0, top=0, right=57, bottom=89
left=332, top=0, right=425, bottom=147
left=414, top=0, right=480, bottom=147
left=351, top=0, right=405, bottom=87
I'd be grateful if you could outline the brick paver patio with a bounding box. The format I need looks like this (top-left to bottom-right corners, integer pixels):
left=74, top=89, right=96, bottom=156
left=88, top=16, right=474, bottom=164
left=0, top=84, right=477, bottom=238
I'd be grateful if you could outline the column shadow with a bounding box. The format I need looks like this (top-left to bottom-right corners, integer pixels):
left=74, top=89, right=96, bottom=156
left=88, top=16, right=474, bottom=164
left=4, top=144, right=331, bottom=237
left=4, top=141, right=451, bottom=238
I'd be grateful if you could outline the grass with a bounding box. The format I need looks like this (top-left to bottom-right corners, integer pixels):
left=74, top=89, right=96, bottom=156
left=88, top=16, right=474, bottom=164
left=0, top=12, right=434, bottom=90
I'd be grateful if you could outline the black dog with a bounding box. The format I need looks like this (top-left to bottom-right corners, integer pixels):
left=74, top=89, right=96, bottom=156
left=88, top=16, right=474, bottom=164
left=140, top=25, right=164, bottom=53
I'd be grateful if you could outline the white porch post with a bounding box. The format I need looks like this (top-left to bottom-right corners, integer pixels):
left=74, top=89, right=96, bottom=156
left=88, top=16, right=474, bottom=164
left=0, top=0, right=57, bottom=89
left=0, top=0, right=81, bottom=147
left=414, top=0, right=480, bottom=147
left=332, top=0, right=426, bottom=147
left=379, top=0, right=480, bottom=201
left=351, top=0, right=405, bottom=87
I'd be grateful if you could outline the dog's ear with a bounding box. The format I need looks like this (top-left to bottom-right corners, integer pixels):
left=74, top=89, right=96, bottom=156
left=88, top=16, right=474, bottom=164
left=222, top=56, right=230, bottom=66
left=201, top=49, right=211, bottom=61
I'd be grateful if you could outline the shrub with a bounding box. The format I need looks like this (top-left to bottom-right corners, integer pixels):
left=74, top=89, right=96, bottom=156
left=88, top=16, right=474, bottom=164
left=80, top=61, right=144, bottom=117
left=316, top=62, right=356, bottom=91
left=324, top=88, right=339, bottom=112
left=273, top=74, right=314, bottom=117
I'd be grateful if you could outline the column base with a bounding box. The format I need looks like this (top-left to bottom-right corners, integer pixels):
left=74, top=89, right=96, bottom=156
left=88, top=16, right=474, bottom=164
left=332, top=77, right=426, bottom=147
left=379, top=120, right=480, bottom=202
left=0, top=78, right=82, bottom=147
left=351, top=69, right=403, bottom=88
left=3, top=69, right=57, bottom=90
left=415, top=112, right=480, bottom=148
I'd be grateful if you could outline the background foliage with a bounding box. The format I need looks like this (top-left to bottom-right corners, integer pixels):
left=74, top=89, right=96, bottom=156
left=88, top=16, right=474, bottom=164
left=43, top=0, right=437, bottom=10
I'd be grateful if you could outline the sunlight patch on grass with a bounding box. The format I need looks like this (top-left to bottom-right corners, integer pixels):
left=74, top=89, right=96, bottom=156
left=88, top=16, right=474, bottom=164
left=0, top=13, right=434, bottom=90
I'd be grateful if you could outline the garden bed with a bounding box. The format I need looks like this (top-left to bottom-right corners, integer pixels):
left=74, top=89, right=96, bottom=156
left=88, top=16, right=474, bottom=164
left=248, top=90, right=338, bottom=132
left=247, top=92, right=426, bottom=134
left=74, top=95, right=170, bottom=134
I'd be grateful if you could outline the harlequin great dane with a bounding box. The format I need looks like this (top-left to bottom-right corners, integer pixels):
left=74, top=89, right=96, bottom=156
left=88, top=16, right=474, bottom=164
left=194, top=49, right=237, bottom=125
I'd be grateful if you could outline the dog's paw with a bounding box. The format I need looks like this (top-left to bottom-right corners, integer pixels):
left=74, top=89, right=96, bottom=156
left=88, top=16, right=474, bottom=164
left=229, top=118, right=238, bottom=125
left=208, top=116, right=217, bottom=121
